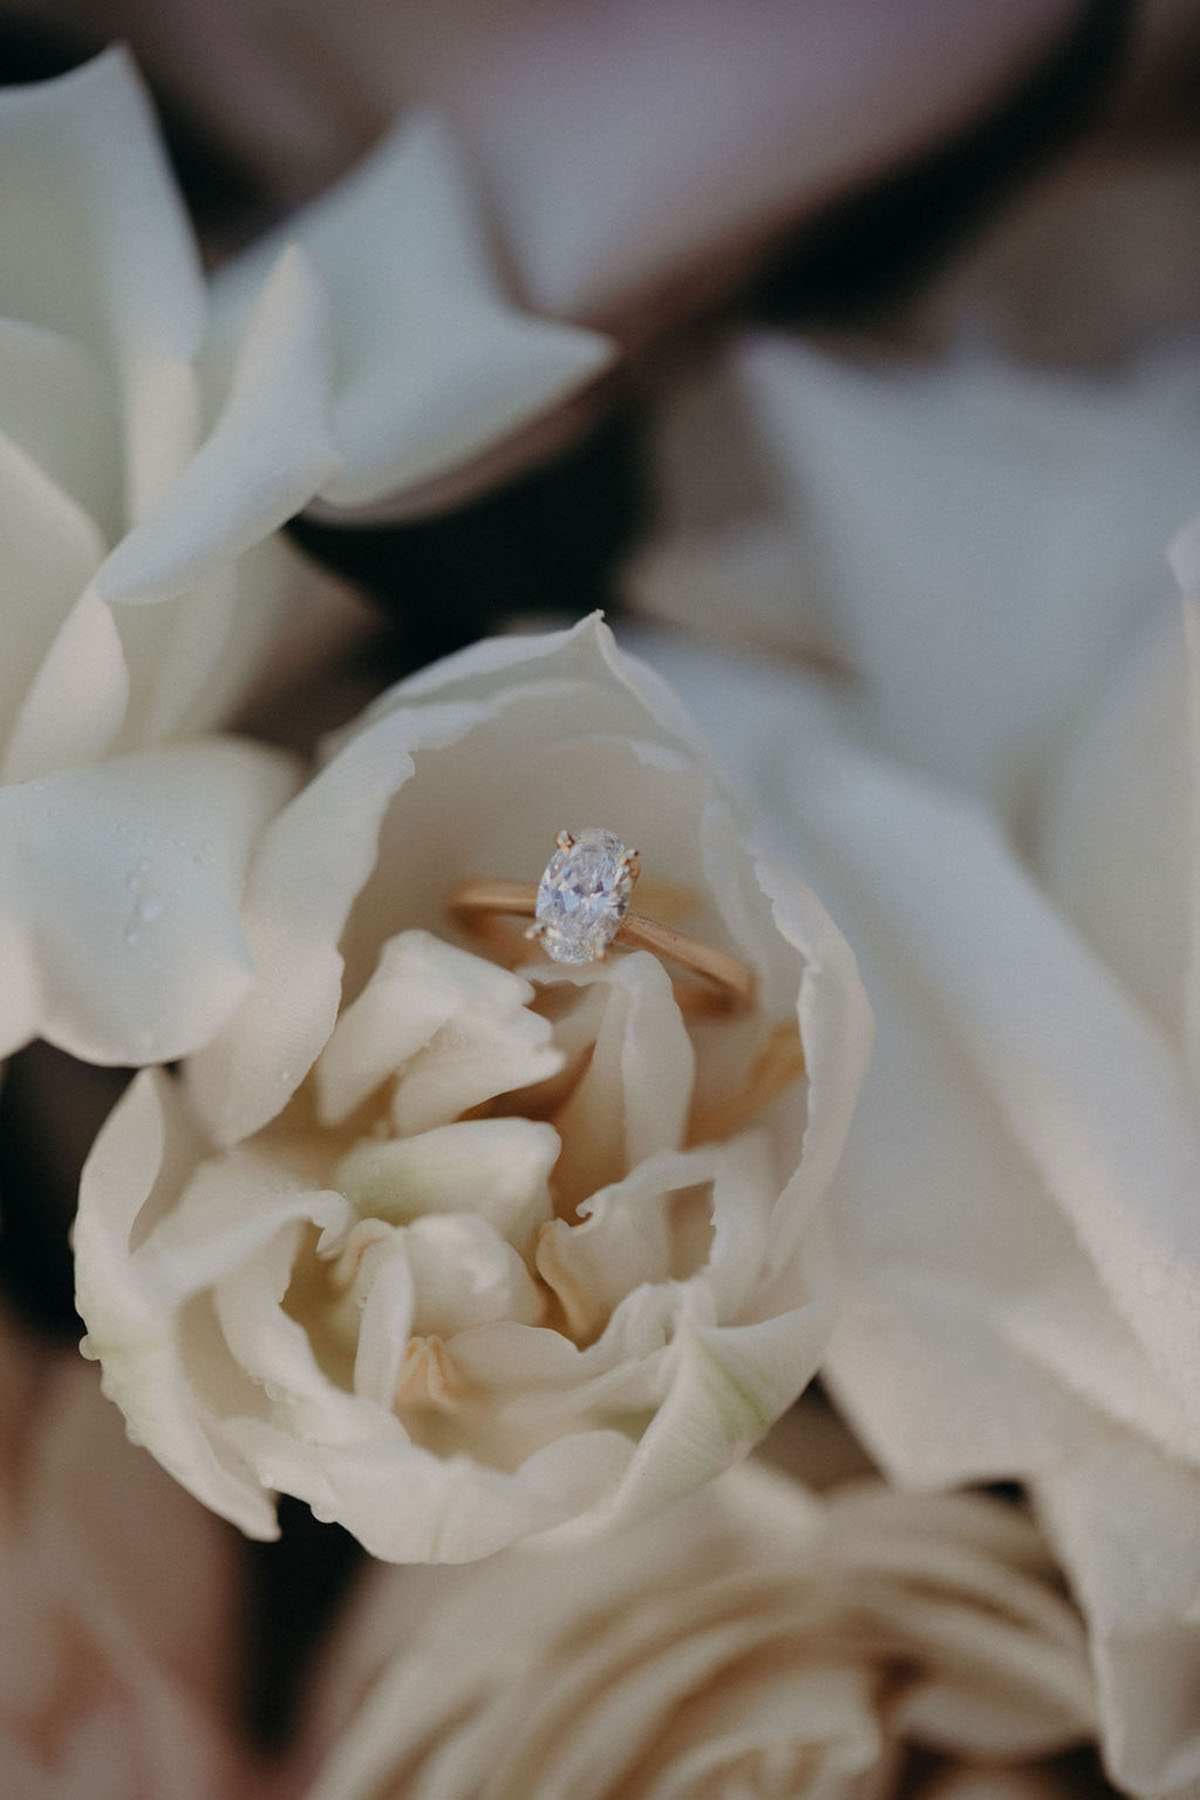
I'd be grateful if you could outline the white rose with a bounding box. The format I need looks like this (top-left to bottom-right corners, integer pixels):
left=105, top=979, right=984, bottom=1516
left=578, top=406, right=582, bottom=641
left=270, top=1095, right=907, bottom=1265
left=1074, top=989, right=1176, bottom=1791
left=209, top=104, right=614, bottom=520
left=38, top=0, right=1080, bottom=465
left=0, top=47, right=612, bottom=1067
left=0, top=1307, right=250, bottom=1799
left=625, top=333, right=1200, bottom=1799
left=624, top=334, right=1200, bottom=820
left=295, top=1463, right=1095, bottom=1800
left=73, top=616, right=871, bottom=1562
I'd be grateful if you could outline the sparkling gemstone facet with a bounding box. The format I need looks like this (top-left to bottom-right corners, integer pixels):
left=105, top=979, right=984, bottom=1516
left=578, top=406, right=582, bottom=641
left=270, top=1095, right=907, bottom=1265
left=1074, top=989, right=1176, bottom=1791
left=535, top=828, right=634, bottom=964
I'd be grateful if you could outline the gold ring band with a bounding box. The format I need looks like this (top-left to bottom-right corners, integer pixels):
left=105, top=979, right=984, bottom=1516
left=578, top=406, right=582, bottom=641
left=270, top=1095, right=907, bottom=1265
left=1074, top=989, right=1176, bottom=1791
left=446, top=876, right=757, bottom=1015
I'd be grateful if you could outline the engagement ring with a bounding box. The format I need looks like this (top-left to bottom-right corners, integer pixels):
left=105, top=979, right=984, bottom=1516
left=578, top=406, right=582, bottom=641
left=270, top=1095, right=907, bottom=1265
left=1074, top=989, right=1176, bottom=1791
left=446, top=827, right=757, bottom=1015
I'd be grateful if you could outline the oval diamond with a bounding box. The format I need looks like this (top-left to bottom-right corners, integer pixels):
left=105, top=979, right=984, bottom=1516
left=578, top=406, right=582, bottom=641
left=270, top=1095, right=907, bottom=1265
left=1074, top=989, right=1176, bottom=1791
left=535, top=828, right=635, bottom=965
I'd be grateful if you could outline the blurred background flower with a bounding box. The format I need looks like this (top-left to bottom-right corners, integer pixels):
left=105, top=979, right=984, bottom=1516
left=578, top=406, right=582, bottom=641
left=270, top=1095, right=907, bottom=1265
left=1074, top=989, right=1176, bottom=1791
left=290, top=1460, right=1097, bottom=1800
left=0, top=1303, right=255, bottom=1798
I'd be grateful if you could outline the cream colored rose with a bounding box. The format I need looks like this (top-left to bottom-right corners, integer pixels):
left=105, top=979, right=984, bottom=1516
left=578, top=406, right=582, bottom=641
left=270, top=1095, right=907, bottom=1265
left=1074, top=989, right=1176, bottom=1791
left=623, top=333, right=1200, bottom=820
left=0, top=1308, right=251, bottom=1799
left=73, top=616, right=871, bottom=1562
left=295, top=1463, right=1095, bottom=1800
left=624, top=330, right=1200, bottom=1799
left=0, top=47, right=611, bottom=1068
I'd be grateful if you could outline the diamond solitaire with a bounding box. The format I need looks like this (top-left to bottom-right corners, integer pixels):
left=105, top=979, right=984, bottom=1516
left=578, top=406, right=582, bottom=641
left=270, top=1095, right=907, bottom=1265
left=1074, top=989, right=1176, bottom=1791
left=533, top=828, right=639, bottom=965
left=447, top=835, right=757, bottom=1011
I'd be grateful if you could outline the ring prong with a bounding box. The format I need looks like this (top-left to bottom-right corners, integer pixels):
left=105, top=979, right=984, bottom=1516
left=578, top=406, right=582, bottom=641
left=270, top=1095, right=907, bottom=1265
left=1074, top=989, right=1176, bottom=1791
left=622, top=848, right=642, bottom=881
left=555, top=829, right=575, bottom=852
left=525, top=921, right=546, bottom=942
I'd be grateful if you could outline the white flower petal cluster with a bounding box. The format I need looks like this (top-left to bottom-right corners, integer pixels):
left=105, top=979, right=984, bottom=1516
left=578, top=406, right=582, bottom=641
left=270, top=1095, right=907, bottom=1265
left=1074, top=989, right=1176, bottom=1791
left=73, top=618, right=871, bottom=1563
left=627, top=334, right=1200, bottom=1800
left=298, top=1464, right=1095, bottom=1800
left=624, top=334, right=1200, bottom=818
left=0, top=48, right=612, bottom=1069
left=211, top=110, right=616, bottom=516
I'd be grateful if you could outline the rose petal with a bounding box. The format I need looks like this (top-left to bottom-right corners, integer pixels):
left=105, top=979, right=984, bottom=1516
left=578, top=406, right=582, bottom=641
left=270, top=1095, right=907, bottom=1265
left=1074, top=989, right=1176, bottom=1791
left=403, top=1215, right=545, bottom=1337
left=536, top=1149, right=697, bottom=1341
left=185, top=703, right=439, bottom=1144
left=334, top=1117, right=558, bottom=1251
left=804, top=749, right=1200, bottom=1437
left=212, top=113, right=614, bottom=508
left=96, top=244, right=341, bottom=606
left=532, top=952, right=693, bottom=1210
left=0, top=431, right=108, bottom=773
left=213, top=1219, right=396, bottom=1442
left=0, top=48, right=205, bottom=376
left=75, top=1072, right=278, bottom=1538
left=220, top=1417, right=635, bottom=1562
left=574, top=1308, right=835, bottom=1538
left=1037, top=1431, right=1200, bottom=1799
left=317, top=930, right=563, bottom=1135
left=628, top=336, right=1200, bottom=819
left=0, top=316, right=118, bottom=541
left=0, top=739, right=297, bottom=1064
left=1009, top=1266, right=1200, bottom=1469
left=114, top=565, right=237, bottom=750
left=358, top=612, right=710, bottom=756
left=339, top=1227, right=416, bottom=1411
left=1030, top=606, right=1187, bottom=1046
left=2, top=585, right=129, bottom=784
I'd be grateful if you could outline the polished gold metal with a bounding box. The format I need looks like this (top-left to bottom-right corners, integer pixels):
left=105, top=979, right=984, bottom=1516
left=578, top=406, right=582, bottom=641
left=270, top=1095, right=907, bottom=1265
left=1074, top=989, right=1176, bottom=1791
left=446, top=873, right=758, bottom=1016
